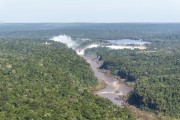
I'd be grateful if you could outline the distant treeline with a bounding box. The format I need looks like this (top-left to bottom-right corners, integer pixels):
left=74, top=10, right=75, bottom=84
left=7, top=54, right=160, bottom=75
left=1, top=23, right=180, bottom=41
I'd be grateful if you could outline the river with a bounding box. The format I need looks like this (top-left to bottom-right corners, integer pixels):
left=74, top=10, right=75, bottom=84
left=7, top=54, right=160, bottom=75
left=84, top=56, right=133, bottom=107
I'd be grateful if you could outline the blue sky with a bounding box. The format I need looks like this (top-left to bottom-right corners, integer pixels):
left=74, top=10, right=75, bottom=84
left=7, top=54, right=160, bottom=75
left=0, top=0, right=180, bottom=23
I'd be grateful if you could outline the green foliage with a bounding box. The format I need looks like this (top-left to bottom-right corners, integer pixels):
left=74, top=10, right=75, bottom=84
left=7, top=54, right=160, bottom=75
left=2, top=23, right=180, bottom=119
left=85, top=40, right=180, bottom=117
left=0, top=38, right=134, bottom=120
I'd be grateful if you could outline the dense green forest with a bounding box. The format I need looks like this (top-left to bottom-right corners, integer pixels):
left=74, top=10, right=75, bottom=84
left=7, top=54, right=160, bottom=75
left=0, top=38, right=134, bottom=119
left=85, top=35, right=180, bottom=117
left=1, top=23, right=180, bottom=119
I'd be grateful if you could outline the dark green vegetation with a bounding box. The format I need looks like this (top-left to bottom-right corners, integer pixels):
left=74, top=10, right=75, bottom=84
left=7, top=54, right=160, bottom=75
left=0, top=23, right=139, bottom=120
left=86, top=47, right=180, bottom=117
left=85, top=26, right=180, bottom=118
left=0, top=38, right=135, bottom=119
left=1, top=23, right=180, bottom=119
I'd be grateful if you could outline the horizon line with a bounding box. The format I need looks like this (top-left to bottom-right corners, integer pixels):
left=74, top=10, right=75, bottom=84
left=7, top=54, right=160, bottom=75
left=1, top=22, right=180, bottom=24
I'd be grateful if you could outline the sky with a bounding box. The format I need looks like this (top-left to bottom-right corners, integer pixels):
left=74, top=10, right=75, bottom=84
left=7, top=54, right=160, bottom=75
left=0, top=0, right=180, bottom=23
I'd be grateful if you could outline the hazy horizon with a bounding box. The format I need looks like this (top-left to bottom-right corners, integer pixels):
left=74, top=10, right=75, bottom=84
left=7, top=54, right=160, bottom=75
left=1, top=22, right=180, bottom=24
left=0, top=0, right=180, bottom=23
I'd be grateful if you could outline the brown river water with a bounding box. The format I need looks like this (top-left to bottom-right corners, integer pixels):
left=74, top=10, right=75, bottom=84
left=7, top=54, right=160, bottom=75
left=84, top=57, right=133, bottom=107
